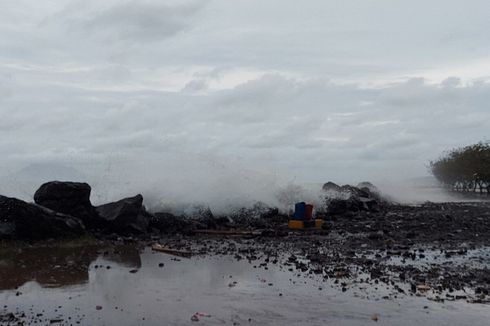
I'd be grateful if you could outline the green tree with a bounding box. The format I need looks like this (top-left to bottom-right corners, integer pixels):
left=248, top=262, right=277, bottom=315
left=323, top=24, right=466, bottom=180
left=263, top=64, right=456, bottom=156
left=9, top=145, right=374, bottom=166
left=430, top=142, right=490, bottom=194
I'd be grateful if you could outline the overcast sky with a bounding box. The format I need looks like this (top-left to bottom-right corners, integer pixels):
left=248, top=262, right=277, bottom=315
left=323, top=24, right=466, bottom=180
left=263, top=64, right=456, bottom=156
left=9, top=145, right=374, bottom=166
left=1, top=0, right=489, bottom=198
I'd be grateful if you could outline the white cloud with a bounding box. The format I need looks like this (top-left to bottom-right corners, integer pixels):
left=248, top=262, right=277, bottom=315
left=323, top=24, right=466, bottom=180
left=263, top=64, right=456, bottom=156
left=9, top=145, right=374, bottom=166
left=1, top=73, right=488, bottom=181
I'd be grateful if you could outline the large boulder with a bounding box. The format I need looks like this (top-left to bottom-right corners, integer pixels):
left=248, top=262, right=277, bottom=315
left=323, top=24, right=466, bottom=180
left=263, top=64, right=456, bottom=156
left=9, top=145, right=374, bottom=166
left=95, top=194, right=151, bottom=234
left=0, top=195, right=85, bottom=240
left=34, top=181, right=99, bottom=228
left=322, top=181, right=341, bottom=192
left=325, top=183, right=386, bottom=216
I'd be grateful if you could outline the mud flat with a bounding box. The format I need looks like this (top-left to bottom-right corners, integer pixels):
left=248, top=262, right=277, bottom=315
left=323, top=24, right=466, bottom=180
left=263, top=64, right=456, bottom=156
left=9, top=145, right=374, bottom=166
left=1, top=243, right=489, bottom=326
left=0, top=203, right=490, bottom=325
left=1, top=201, right=490, bottom=325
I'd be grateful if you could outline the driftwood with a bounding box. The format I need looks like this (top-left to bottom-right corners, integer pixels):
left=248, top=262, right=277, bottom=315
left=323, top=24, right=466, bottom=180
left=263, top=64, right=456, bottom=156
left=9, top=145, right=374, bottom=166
left=151, top=244, right=193, bottom=258
left=193, top=229, right=261, bottom=236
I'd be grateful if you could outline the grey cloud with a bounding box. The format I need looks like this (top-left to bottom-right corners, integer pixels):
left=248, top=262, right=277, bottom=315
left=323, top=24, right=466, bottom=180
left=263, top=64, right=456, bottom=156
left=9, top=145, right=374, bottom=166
left=181, top=79, right=208, bottom=93
left=1, top=74, right=489, bottom=203
left=87, top=1, right=205, bottom=42
left=50, top=0, right=207, bottom=43
left=0, top=73, right=14, bottom=100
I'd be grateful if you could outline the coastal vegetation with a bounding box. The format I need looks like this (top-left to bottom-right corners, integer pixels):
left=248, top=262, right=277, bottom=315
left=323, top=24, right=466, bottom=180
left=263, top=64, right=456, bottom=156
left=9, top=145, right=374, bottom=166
left=430, top=142, right=490, bottom=194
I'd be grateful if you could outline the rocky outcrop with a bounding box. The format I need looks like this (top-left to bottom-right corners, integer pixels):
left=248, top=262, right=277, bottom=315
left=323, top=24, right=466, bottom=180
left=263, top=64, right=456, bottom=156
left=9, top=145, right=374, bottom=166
left=34, top=181, right=99, bottom=228
left=322, top=181, right=341, bottom=192
left=95, top=194, right=151, bottom=234
left=150, top=212, right=195, bottom=234
left=34, top=182, right=155, bottom=234
left=357, top=181, right=380, bottom=195
left=0, top=195, right=85, bottom=240
left=228, top=202, right=283, bottom=229
left=324, top=183, right=388, bottom=216
left=180, top=204, right=227, bottom=230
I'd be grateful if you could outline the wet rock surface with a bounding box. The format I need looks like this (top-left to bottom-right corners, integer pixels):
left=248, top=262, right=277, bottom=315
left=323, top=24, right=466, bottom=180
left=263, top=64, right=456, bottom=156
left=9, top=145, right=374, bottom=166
left=0, top=195, right=85, bottom=240
left=96, top=194, right=151, bottom=234
left=1, top=180, right=490, bottom=324
left=150, top=212, right=196, bottom=235
left=1, top=200, right=489, bottom=326
left=2, top=182, right=159, bottom=238
left=150, top=201, right=490, bottom=304
left=34, top=181, right=99, bottom=228
left=323, top=183, right=389, bottom=216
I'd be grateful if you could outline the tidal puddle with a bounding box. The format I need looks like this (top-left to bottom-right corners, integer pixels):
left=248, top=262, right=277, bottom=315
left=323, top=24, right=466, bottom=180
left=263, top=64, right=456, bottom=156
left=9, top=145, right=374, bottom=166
left=1, top=245, right=489, bottom=325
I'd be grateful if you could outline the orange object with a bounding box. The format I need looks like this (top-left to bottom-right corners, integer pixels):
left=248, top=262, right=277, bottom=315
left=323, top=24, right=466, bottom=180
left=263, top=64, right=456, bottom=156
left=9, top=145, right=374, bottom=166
left=288, top=220, right=304, bottom=229
left=314, top=219, right=323, bottom=229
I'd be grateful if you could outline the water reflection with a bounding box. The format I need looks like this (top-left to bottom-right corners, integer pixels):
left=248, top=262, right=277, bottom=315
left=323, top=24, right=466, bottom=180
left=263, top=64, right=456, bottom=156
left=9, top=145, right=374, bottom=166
left=0, top=245, right=141, bottom=290
left=1, top=246, right=489, bottom=326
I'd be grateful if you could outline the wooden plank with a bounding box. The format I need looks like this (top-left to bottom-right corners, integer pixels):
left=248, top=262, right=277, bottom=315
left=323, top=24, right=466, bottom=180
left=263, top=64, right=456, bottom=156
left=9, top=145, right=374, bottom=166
left=193, top=229, right=260, bottom=236
left=151, top=244, right=193, bottom=258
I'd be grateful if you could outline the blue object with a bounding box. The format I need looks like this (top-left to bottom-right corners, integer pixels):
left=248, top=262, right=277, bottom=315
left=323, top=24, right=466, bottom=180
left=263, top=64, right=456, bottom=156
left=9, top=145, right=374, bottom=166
left=293, top=202, right=306, bottom=220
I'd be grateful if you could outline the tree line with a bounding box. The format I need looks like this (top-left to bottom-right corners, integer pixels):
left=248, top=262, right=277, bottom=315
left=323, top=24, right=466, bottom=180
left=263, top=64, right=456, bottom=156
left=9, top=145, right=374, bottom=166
left=430, top=142, right=490, bottom=194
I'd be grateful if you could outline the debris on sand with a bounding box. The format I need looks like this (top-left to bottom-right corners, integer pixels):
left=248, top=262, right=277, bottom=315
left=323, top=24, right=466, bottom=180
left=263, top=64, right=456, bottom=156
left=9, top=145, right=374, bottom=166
left=193, top=229, right=261, bottom=236
left=0, top=312, right=21, bottom=324
left=151, top=244, right=193, bottom=258
left=191, top=312, right=212, bottom=322
left=417, top=285, right=431, bottom=292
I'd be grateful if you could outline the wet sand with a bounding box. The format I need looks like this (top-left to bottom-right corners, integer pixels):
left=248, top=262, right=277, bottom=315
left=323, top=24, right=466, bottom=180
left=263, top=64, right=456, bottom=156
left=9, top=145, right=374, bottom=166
left=1, top=244, right=489, bottom=326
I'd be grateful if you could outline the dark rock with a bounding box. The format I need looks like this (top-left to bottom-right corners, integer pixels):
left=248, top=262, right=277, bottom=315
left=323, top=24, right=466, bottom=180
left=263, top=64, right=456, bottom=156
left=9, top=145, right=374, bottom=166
left=227, top=202, right=284, bottom=229
left=96, top=194, right=151, bottom=234
left=0, top=195, right=85, bottom=240
left=205, top=215, right=232, bottom=229
left=340, top=185, right=371, bottom=198
left=322, top=181, right=341, bottom=192
left=183, top=205, right=232, bottom=230
left=327, top=198, right=362, bottom=215
left=357, top=181, right=380, bottom=194
left=150, top=212, right=195, bottom=234
left=152, top=202, right=286, bottom=233
left=325, top=183, right=387, bottom=216
left=34, top=181, right=99, bottom=228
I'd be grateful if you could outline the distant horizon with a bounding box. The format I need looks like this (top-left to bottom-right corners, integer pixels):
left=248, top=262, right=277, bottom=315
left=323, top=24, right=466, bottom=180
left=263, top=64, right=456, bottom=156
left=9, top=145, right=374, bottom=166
left=1, top=1, right=489, bottom=206
left=0, top=161, right=453, bottom=212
